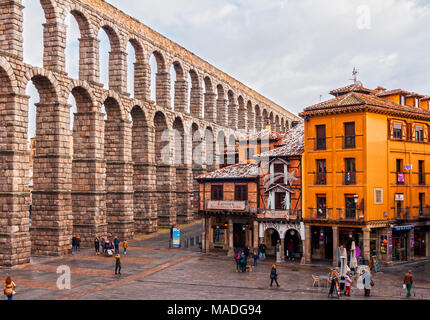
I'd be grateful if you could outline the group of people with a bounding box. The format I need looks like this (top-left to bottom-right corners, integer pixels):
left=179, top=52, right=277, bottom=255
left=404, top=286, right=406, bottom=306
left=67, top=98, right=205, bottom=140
left=234, top=246, right=255, bottom=272
left=92, top=236, right=128, bottom=256
left=327, top=268, right=375, bottom=298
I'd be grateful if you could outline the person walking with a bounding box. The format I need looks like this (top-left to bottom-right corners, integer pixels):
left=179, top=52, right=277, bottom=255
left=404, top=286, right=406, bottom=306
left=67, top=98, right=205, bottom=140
left=114, top=236, right=120, bottom=254
left=72, top=235, right=77, bottom=254
left=235, top=251, right=242, bottom=272
left=94, top=237, right=100, bottom=255
left=123, top=240, right=128, bottom=255
left=76, top=235, right=81, bottom=252
left=362, top=269, right=372, bottom=297
left=3, top=277, right=16, bottom=300
left=259, top=242, right=266, bottom=261
left=269, top=265, right=280, bottom=288
left=287, top=239, right=295, bottom=261
left=404, top=269, right=414, bottom=298
left=253, top=250, right=258, bottom=267
left=344, top=271, right=352, bottom=296
left=115, top=254, right=121, bottom=275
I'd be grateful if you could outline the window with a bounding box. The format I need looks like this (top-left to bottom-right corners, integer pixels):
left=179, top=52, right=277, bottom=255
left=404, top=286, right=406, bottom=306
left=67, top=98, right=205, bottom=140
left=246, top=147, right=255, bottom=160
left=213, top=227, right=225, bottom=244
left=400, top=95, right=406, bottom=105
left=374, top=188, right=383, bottom=204
left=416, top=125, right=424, bottom=142
left=316, top=195, right=327, bottom=218
left=316, top=159, right=327, bottom=185
left=345, top=196, right=357, bottom=220
left=419, top=193, right=425, bottom=216
left=234, top=185, right=248, bottom=201
left=316, top=125, right=326, bottom=150
left=396, top=159, right=404, bottom=184
left=211, top=185, right=223, bottom=201
left=393, top=122, right=402, bottom=140
left=274, top=163, right=285, bottom=184
left=275, top=192, right=286, bottom=210
left=419, top=160, right=425, bottom=185
left=344, top=158, right=356, bottom=185
left=344, top=122, right=356, bottom=148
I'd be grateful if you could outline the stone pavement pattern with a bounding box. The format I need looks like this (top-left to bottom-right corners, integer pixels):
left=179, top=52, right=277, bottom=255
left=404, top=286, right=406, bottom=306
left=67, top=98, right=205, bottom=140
left=1, top=223, right=429, bottom=300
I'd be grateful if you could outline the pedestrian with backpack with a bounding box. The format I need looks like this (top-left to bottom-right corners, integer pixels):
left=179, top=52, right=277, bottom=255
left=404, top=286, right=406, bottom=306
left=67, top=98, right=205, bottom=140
left=3, top=277, right=16, bottom=300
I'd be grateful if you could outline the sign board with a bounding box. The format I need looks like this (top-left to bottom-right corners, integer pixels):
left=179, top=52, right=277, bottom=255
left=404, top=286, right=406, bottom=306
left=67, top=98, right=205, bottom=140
left=395, top=194, right=404, bottom=201
left=172, top=228, right=180, bottom=248
left=258, top=210, right=289, bottom=220
left=393, top=224, right=413, bottom=231
left=207, top=201, right=246, bottom=211
left=405, top=164, right=413, bottom=170
left=388, top=234, right=392, bottom=254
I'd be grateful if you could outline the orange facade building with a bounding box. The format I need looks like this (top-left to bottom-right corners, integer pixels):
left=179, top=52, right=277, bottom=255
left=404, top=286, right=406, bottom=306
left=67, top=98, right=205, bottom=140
left=300, top=82, right=430, bottom=266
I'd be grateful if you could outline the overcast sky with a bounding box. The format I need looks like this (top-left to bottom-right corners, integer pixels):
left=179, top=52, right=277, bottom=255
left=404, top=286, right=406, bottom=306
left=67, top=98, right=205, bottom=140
left=22, top=0, right=430, bottom=138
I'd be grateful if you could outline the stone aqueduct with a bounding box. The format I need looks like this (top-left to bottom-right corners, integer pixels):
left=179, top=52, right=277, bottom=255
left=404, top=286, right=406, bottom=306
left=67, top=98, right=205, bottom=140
left=0, top=0, right=299, bottom=266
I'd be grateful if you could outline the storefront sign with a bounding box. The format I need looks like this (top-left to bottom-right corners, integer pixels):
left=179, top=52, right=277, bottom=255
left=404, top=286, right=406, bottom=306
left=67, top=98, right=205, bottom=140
left=395, top=194, right=404, bottom=201
left=172, top=228, right=180, bottom=248
left=410, top=230, right=414, bottom=250
left=207, top=201, right=246, bottom=211
left=388, top=234, right=392, bottom=254
left=393, top=224, right=413, bottom=231
left=258, top=210, right=289, bottom=220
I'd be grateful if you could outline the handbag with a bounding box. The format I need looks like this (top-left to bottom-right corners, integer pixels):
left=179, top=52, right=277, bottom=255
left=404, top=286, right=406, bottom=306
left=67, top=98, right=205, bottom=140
left=370, top=280, right=374, bottom=287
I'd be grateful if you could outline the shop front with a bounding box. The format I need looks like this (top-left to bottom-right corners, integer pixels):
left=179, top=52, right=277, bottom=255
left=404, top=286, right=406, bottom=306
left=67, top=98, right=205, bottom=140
left=259, top=221, right=305, bottom=261
left=414, top=226, right=429, bottom=258
left=392, top=224, right=414, bottom=262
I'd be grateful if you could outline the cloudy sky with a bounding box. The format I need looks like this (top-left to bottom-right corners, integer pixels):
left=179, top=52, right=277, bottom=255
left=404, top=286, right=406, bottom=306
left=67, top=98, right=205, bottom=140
left=22, top=0, right=430, bottom=137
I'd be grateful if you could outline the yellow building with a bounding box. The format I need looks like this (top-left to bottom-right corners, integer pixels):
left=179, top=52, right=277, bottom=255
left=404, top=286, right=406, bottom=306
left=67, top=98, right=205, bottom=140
left=300, top=82, right=430, bottom=266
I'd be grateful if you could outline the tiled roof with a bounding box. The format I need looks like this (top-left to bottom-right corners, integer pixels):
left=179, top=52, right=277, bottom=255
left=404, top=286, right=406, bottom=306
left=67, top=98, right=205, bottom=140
left=300, top=90, right=430, bottom=120
left=245, top=129, right=287, bottom=141
left=256, top=123, right=304, bottom=158
left=376, top=88, right=411, bottom=97
left=329, top=82, right=374, bottom=97
left=197, top=163, right=259, bottom=180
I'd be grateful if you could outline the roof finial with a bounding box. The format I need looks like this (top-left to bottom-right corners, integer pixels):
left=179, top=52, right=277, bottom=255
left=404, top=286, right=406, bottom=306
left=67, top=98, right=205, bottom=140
left=350, top=67, right=359, bottom=84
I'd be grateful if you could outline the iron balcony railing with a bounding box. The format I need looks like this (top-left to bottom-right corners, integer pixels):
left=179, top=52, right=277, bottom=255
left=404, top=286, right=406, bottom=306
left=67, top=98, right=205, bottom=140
left=308, top=208, right=333, bottom=220
left=336, top=208, right=364, bottom=221
left=343, top=135, right=356, bottom=149
left=315, top=138, right=326, bottom=150
left=315, top=172, right=327, bottom=185
left=343, top=171, right=356, bottom=185
left=394, top=207, right=410, bottom=220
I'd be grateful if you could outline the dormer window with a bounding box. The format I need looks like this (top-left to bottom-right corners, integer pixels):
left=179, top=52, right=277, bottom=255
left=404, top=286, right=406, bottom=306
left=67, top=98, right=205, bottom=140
left=393, top=122, right=402, bottom=139
left=400, top=95, right=406, bottom=105
left=415, top=98, right=419, bottom=108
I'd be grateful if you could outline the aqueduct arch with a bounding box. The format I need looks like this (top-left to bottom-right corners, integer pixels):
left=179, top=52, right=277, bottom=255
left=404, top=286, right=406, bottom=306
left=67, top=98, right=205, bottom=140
left=0, top=0, right=299, bottom=266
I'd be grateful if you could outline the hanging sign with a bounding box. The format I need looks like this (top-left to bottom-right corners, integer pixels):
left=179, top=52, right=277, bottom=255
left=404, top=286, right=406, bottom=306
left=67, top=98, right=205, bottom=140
left=393, top=224, right=413, bottom=231
left=395, top=194, right=404, bottom=201
left=397, top=173, right=405, bottom=183
left=405, top=165, right=413, bottom=170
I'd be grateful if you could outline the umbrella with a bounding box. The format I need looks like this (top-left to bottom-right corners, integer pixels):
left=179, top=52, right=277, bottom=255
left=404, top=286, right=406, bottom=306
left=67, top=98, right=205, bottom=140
left=350, top=241, right=358, bottom=271
left=340, top=247, right=348, bottom=276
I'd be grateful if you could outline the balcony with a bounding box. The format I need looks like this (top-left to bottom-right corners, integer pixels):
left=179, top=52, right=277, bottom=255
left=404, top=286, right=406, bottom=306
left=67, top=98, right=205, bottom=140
left=343, top=135, right=356, bottom=149
left=394, top=207, right=409, bottom=220
left=315, top=138, right=326, bottom=151
left=307, top=208, right=333, bottom=220
left=315, top=172, right=327, bottom=185
left=257, top=209, right=302, bottom=221
left=336, top=208, right=364, bottom=221
left=343, top=171, right=356, bottom=185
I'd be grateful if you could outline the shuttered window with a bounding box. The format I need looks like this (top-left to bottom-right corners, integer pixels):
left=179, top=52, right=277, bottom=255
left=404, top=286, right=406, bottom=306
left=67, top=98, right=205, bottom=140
left=374, top=188, right=383, bottom=204
left=211, top=185, right=223, bottom=201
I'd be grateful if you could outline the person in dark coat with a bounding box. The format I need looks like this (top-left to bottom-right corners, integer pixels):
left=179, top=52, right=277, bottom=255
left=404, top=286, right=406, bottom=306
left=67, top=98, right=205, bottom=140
left=243, top=246, right=250, bottom=270
left=115, top=254, right=121, bottom=275
left=240, top=253, right=246, bottom=272
left=94, top=237, right=100, bottom=255
left=269, top=265, right=280, bottom=287
left=114, top=236, right=120, bottom=254
left=253, top=250, right=258, bottom=267
left=287, top=239, right=295, bottom=261
left=72, top=235, right=77, bottom=254
left=328, top=271, right=340, bottom=298
left=76, top=235, right=81, bottom=252
left=259, top=242, right=266, bottom=261
left=101, top=237, right=105, bottom=253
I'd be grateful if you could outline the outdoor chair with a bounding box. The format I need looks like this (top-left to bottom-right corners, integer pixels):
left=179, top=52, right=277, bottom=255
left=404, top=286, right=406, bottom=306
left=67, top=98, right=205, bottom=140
left=312, top=274, right=320, bottom=287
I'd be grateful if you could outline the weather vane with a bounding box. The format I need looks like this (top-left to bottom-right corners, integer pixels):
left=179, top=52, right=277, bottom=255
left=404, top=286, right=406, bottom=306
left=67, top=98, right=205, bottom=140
left=350, top=67, right=359, bottom=84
